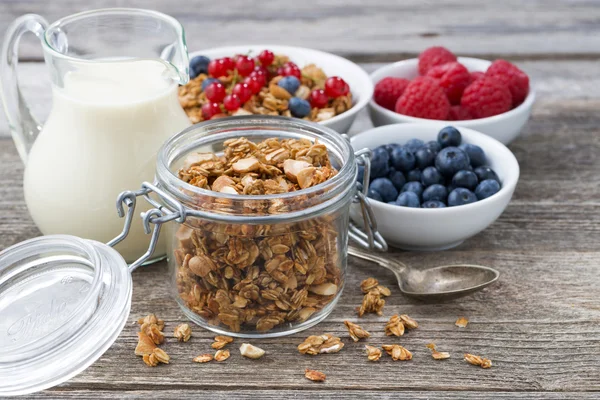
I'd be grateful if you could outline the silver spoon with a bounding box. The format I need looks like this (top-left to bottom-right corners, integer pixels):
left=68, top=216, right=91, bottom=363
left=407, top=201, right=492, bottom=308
left=348, top=246, right=499, bottom=301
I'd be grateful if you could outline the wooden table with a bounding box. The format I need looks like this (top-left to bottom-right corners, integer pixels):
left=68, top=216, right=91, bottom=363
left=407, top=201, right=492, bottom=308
left=1, top=1, right=600, bottom=398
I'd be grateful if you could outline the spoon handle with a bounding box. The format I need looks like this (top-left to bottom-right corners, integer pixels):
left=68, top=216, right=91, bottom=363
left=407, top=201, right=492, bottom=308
left=348, top=246, right=407, bottom=277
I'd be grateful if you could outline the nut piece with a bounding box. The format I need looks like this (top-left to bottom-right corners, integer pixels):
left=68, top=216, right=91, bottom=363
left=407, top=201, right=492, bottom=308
left=385, top=315, right=405, bottom=337
left=455, top=317, right=469, bottom=328
left=239, top=343, right=266, bottom=359
left=305, top=368, right=326, bottom=382
left=298, top=334, right=344, bottom=355
left=214, top=349, right=231, bottom=362
left=308, top=283, right=338, bottom=296
left=283, top=159, right=312, bottom=182
left=343, top=320, right=371, bottom=342
left=135, top=331, right=157, bottom=356
left=360, top=277, right=379, bottom=293
left=188, top=255, right=217, bottom=278
left=426, top=343, right=450, bottom=360
left=382, top=344, right=413, bottom=361
left=358, top=289, right=385, bottom=317
left=400, top=314, right=419, bottom=330
left=174, top=323, right=192, bottom=342
left=212, top=175, right=237, bottom=192
left=212, top=335, right=234, bottom=349
left=464, top=353, right=492, bottom=369
left=193, top=354, right=213, bottom=363
left=232, top=157, right=261, bottom=174
left=365, top=345, right=382, bottom=361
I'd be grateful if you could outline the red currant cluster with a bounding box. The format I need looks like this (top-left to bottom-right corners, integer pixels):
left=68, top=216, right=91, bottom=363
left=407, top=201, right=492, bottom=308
left=198, top=49, right=351, bottom=121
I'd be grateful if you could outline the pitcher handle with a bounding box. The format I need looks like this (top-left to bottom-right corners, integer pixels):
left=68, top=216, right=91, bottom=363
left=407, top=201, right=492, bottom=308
left=0, top=14, right=48, bottom=163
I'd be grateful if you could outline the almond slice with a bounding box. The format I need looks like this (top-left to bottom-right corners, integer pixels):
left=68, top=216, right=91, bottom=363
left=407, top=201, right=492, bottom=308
left=212, top=175, right=236, bottom=192
left=232, top=157, right=260, bottom=173
left=182, top=152, right=217, bottom=170
left=296, top=167, right=317, bottom=189
left=283, top=159, right=312, bottom=182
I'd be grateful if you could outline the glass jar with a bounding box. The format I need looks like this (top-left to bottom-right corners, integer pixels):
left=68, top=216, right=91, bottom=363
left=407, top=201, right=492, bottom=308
left=145, top=116, right=383, bottom=337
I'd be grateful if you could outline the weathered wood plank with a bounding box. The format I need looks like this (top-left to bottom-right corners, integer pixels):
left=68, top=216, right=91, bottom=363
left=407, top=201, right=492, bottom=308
left=2, top=0, right=600, bottom=60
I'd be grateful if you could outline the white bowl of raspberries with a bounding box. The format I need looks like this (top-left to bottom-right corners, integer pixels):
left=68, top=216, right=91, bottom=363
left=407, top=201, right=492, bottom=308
left=368, top=47, right=535, bottom=145
left=186, top=45, right=373, bottom=133
left=350, top=123, right=519, bottom=251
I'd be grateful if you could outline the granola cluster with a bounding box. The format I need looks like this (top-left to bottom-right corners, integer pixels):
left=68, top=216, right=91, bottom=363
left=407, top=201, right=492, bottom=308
left=179, top=53, right=353, bottom=124
left=174, top=137, right=343, bottom=333
left=135, top=314, right=170, bottom=367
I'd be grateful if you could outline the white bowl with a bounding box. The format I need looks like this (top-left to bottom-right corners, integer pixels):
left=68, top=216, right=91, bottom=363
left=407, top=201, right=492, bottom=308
left=188, top=45, right=373, bottom=133
left=368, top=57, right=535, bottom=144
left=350, top=123, right=519, bottom=251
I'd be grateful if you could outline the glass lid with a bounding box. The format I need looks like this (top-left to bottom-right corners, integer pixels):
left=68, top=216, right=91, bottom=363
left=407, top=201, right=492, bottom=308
left=0, top=235, right=132, bottom=396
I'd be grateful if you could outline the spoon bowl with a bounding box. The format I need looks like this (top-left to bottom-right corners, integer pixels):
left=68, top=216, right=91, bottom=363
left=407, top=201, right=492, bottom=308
left=348, top=246, right=499, bottom=301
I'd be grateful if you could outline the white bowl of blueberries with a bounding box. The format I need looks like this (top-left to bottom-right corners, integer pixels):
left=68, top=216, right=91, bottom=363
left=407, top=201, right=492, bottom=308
left=350, top=123, right=519, bottom=251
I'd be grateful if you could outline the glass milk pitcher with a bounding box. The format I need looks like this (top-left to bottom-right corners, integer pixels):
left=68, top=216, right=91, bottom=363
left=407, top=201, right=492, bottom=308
left=0, top=9, right=192, bottom=262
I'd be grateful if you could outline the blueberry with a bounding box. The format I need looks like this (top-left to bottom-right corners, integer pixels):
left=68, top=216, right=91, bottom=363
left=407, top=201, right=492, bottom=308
left=422, top=200, right=446, bottom=208
left=459, top=143, right=486, bottom=168
left=415, top=147, right=436, bottom=169
left=474, top=166, right=500, bottom=183
left=277, top=76, right=301, bottom=95
left=422, top=184, right=448, bottom=203
left=390, top=147, right=416, bottom=172
left=452, top=170, right=479, bottom=191
left=396, top=191, right=420, bottom=208
left=421, top=166, right=445, bottom=187
left=201, top=77, right=219, bottom=92
left=401, top=181, right=424, bottom=201
left=370, top=178, right=398, bottom=203
left=448, top=188, right=477, bottom=207
left=385, top=143, right=403, bottom=155
left=288, top=97, right=311, bottom=118
left=475, top=179, right=501, bottom=200
left=388, top=170, right=406, bottom=191
left=357, top=165, right=365, bottom=183
left=371, top=147, right=390, bottom=178
left=367, top=188, right=383, bottom=202
left=190, top=55, right=210, bottom=79
left=423, top=140, right=442, bottom=154
left=435, top=147, right=471, bottom=178
left=437, top=126, right=462, bottom=148
left=406, top=169, right=422, bottom=182
left=405, top=138, right=425, bottom=153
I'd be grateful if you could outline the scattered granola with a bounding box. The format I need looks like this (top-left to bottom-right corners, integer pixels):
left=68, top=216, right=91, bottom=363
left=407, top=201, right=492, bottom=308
left=212, top=335, right=234, bottom=350
left=382, top=344, right=413, bottom=361
left=298, top=334, right=344, bottom=355
left=455, top=317, right=469, bottom=328
left=174, top=137, right=342, bottom=334
left=193, top=354, right=214, bottom=363
left=400, top=314, right=419, bottom=330
left=426, top=343, right=450, bottom=360
left=143, top=348, right=170, bottom=367
left=179, top=51, right=353, bottom=124
left=138, top=314, right=165, bottom=331
left=305, top=368, right=327, bottom=382
left=464, top=353, right=492, bottom=369
left=365, top=345, right=382, bottom=361
left=385, top=315, right=405, bottom=337
left=174, top=323, right=192, bottom=342
left=214, top=349, right=231, bottom=362
left=135, top=332, right=157, bottom=356
left=358, top=289, right=385, bottom=317
left=239, top=343, right=266, bottom=359
left=360, top=277, right=391, bottom=297
left=343, top=321, right=371, bottom=342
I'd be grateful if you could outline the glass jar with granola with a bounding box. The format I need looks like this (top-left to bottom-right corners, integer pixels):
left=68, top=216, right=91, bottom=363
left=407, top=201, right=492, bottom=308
left=147, top=116, right=379, bottom=337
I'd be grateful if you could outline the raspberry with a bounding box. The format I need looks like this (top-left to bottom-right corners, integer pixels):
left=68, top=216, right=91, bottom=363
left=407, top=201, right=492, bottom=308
left=374, top=77, right=410, bottom=110
left=470, top=71, right=485, bottom=83
left=418, top=46, right=457, bottom=75
left=461, top=77, right=512, bottom=119
left=426, top=62, right=470, bottom=105
left=448, top=105, right=473, bottom=121
left=485, top=59, right=529, bottom=106
left=395, top=76, right=450, bottom=120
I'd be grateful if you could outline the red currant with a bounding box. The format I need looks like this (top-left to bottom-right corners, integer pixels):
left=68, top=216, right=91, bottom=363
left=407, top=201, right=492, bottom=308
left=250, top=66, right=268, bottom=86
left=232, top=82, right=253, bottom=103
left=280, top=62, right=301, bottom=80
left=257, top=49, right=275, bottom=67
left=223, top=94, right=241, bottom=111
left=244, top=76, right=263, bottom=94
left=208, top=58, right=233, bottom=78
left=324, top=76, right=349, bottom=98
left=235, top=55, right=255, bottom=77
left=204, top=81, right=226, bottom=102
left=201, top=102, right=221, bottom=120
left=309, top=89, right=329, bottom=108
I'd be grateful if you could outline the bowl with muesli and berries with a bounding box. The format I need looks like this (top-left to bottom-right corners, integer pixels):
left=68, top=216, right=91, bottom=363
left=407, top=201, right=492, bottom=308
left=180, top=45, right=373, bottom=133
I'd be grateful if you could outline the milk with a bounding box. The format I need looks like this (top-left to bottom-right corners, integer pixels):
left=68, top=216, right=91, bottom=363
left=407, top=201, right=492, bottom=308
left=24, top=60, right=191, bottom=262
